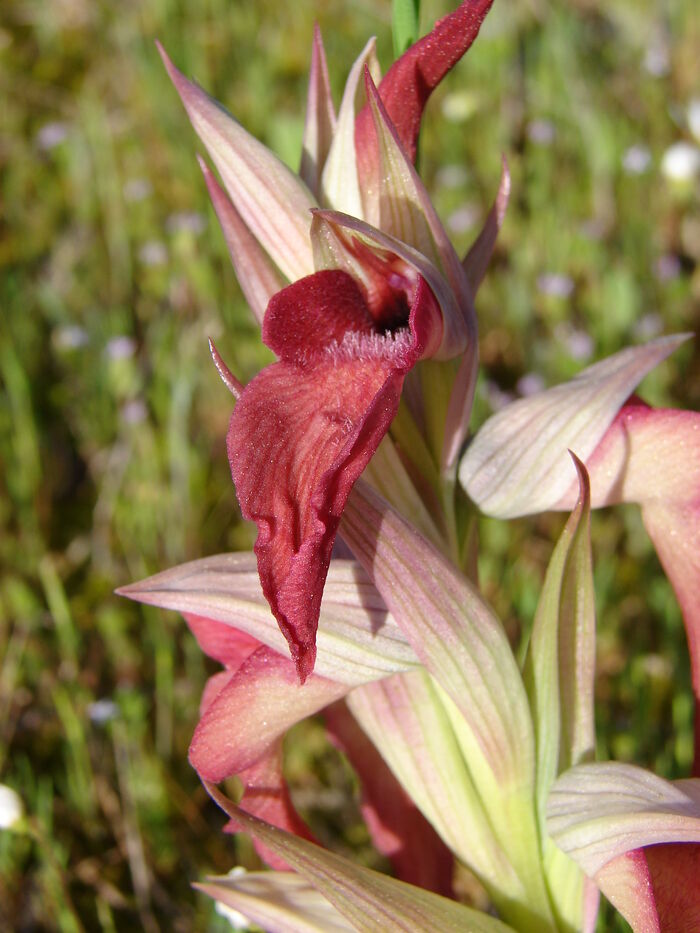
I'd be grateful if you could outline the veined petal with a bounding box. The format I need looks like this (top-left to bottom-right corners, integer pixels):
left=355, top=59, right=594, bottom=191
left=463, top=156, right=511, bottom=296
left=204, top=783, right=517, bottom=933
left=324, top=700, right=454, bottom=897
left=320, top=37, right=380, bottom=216
left=355, top=0, right=495, bottom=166
left=547, top=761, right=700, bottom=877
left=523, top=455, right=595, bottom=828
left=189, top=646, right=347, bottom=782
left=157, top=42, right=316, bottom=282
left=345, top=672, right=521, bottom=903
left=117, top=555, right=419, bottom=687
left=197, top=871, right=357, bottom=933
left=341, top=481, right=535, bottom=790
left=362, top=69, right=473, bottom=320
left=198, top=157, right=284, bottom=324
left=300, top=25, right=337, bottom=199
left=459, top=335, right=690, bottom=518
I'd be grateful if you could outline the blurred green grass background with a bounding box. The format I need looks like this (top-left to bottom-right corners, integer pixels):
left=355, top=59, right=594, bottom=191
left=1, top=0, right=698, bottom=929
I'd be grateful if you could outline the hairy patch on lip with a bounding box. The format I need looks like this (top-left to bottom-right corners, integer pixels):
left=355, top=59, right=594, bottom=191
left=323, top=328, right=414, bottom=364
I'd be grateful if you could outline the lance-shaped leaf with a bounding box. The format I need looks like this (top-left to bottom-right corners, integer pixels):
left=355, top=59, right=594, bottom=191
left=320, top=38, right=380, bottom=217
left=462, top=156, right=511, bottom=297
left=346, top=671, right=554, bottom=933
left=341, top=480, right=534, bottom=792
left=204, top=782, right=516, bottom=933
left=340, top=483, right=559, bottom=925
left=547, top=762, right=700, bottom=875
left=345, top=671, right=533, bottom=919
left=459, top=335, right=689, bottom=518
left=198, top=157, right=284, bottom=324
left=197, top=870, right=357, bottom=933
left=361, top=68, right=468, bottom=305
left=523, top=454, right=595, bottom=827
left=300, top=25, right=337, bottom=200
left=425, top=156, right=509, bottom=472
left=157, top=42, right=316, bottom=282
left=391, top=0, right=420, bottom=58
left=355, top=0, right=495, bottom=171
left=323, top=699, right=455, bottom=897
left=118, top=554, right=419, bottom=687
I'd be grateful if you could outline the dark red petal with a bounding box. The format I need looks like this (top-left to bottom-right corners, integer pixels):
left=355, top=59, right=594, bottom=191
left=228, top=355, right=404, bottom=681
left=355, top=0, right=494, bottom=167
left=263, top=268, right=374, bottom=362
left=324, top=700, right=454, bottom=897
left=645, top=843, right=700, bottom=932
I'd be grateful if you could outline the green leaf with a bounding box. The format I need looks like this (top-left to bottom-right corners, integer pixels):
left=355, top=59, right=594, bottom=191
left=347, top=672, right=519, bottom=898
left=392, top=0, right=420, bottom=57
left=523, top=454, right=595, bottom=826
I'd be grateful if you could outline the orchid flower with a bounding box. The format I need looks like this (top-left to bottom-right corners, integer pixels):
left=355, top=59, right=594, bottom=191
left=157, top=0, right=506, bottom=681
left=118, top=1, right=700, bottom=928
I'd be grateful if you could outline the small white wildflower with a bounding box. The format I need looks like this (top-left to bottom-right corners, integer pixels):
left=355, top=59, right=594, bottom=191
left=516, top=373, right=545, bottom=397
left=660, top=142, right=700, bottom=183
left=88, top=699, right=119, bottom=725
left=105, top=336, right=136, bottom=360
left=166, top=211, right=206, bottom=235
left=36, top=121, right=68, bottom=151
left=121, top=400, right=148, bottom=425
left=435, top=164, right=468, bottom=189
left=447, top=204, right=479, bottom=234
left=622, top=144, right=651, bottom=175
left=139, top=240, right=168, bottom=266
left=53, top=325, right=89, bottom=351
left=644, top=39, right=669, bottom=77
left=526, top=119, right=555, bottom=145
left=537, top=272, right=574, bottom=299
left=653, top=254, right=681, bottom=282
left=123, top=178, right=153, bottom=202
left=0, top=784, right=24, bottom=830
